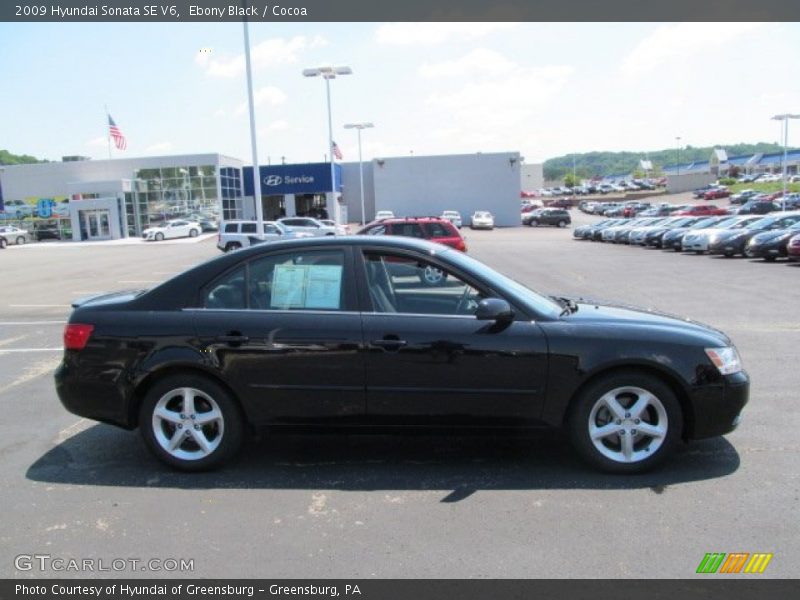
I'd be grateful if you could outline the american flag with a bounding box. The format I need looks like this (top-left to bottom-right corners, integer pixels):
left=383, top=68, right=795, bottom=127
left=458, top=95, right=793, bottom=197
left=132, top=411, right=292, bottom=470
left=331, top=141, right=343, bottom=160
left=108, top=114, right=127, bottom=150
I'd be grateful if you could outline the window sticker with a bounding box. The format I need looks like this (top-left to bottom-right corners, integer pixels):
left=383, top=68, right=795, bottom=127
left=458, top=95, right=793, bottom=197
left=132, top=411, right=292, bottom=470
left=270, top=264, right=343, bottom=310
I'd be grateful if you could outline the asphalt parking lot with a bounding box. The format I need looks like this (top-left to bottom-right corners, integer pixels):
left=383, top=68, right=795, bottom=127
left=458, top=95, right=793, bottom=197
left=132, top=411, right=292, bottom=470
left=0, top=206, right=798, bottom=579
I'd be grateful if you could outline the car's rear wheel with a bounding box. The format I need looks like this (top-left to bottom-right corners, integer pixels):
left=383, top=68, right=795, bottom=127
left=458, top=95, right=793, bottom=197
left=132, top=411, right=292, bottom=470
left=558, top=220, right=567, bottom=228
left=225, top=242, right=241, bottom=252
left=16, top=236, right=25, bottom=245
left=155, top=232, right=164, bottom=242
left=567, top=371, right=682, bottom=473
left=419, top=265, right=447, bottom=287
left=189, top=229, right=199, bottom=238
left=0, top=238, right=6, bottom=249
left=139, top=374, right=244, bottom=471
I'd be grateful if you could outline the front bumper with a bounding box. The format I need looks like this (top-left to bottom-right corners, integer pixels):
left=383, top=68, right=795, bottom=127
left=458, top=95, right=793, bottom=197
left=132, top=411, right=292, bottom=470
left=709, top=239, right=746, bottom=255
left=745, top=243, right=784, bottom=258
left=688, top=371, right=749, bottom=440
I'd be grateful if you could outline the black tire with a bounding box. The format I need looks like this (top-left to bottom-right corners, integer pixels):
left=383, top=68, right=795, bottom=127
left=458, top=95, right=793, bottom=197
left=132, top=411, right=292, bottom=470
left=155, top=232, right=164, bottom=242
left=16, top=236, right=25, bottom=245
left=0, top=238, right=6, bottom=249
left=139, top=374, right=244, bottom=471
left=189, top=228, right=199, bottom=238
left=531, top=220, right=539, bottom=226
left=558, top=220, right=567, bottom=228
left=566, top=370, right=682, bottom=474
left=225, top=242, right=242, bottom=252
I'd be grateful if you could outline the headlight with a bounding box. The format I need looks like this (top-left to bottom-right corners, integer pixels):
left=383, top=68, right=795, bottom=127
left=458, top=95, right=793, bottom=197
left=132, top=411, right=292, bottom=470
left=705, top=347, right=743, bottom=375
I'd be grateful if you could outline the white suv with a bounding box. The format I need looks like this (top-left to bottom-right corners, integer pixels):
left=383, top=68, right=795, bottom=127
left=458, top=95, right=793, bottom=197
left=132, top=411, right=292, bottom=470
left=217, top=220, right=310, bottom=253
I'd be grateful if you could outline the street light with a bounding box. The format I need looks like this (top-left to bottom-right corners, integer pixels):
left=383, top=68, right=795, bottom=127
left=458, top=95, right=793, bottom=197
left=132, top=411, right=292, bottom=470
left=303, top=65, right=352, bottom=225
left=344, top=122, right=374, bottom=225
left=771, top=114, right=800, bottom=211
left=675, top=136, right=682, bottom=177
left=243, top=17, right=264, bottom=231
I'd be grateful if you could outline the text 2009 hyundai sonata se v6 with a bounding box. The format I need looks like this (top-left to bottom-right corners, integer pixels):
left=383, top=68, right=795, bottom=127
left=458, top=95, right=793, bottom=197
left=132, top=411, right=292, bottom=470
left=55, top=237, right=748, bottom=473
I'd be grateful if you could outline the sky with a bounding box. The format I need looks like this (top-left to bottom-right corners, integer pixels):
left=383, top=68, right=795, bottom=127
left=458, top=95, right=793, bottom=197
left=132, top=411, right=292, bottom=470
left=1, top=22, right=799, bottom=165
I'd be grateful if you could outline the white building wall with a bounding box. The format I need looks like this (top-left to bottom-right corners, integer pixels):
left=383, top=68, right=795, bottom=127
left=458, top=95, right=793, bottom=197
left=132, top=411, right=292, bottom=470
left=341, top=161, right=375, bottom=225
left=370, top=152, right=521, bottom=227
left=521, top=163, right=544, bottom=191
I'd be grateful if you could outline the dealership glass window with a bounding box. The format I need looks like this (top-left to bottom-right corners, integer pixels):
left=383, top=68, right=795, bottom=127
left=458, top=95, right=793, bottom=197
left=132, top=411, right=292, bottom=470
left=133, top=164, right=221, bottom=231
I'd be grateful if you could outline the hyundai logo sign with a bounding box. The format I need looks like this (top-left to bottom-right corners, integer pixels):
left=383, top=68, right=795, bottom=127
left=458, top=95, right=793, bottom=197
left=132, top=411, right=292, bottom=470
left=264, top=174, right=315, bottom=186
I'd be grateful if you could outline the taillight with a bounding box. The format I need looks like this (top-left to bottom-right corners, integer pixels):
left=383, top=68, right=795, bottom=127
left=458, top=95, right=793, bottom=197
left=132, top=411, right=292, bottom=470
left=64, top=324, right=94, bottom=350
left=455, top=238, right=467, bottom=252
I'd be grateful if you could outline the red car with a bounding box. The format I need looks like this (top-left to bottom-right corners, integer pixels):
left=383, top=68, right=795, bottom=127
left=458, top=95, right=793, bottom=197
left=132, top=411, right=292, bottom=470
left=788, top=233, right=800, bottom=262
left=704, top=188, right=731, bottom=200
left=357, top=217, right=467, bottom=286
left=674, top=204, right=728, bottom=216
left=357, top=216, right=466, bottom=252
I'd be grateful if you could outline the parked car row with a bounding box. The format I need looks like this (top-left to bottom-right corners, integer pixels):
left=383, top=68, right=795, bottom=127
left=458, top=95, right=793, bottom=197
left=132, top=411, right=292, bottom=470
left=574, top=211, right=800, bottom=262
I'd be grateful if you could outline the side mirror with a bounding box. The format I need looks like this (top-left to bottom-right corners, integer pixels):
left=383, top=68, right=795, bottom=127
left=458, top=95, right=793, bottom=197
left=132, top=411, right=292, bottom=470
left=475, top=298, right=514, bottom=323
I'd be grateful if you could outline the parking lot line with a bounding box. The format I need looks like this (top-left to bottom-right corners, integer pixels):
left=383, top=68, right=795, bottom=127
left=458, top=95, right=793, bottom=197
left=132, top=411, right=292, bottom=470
left=0, top=348, right=62, bottom=353
left=0, top=321, right=66, bottom=326
left=8, top=304, right=71, bottom=308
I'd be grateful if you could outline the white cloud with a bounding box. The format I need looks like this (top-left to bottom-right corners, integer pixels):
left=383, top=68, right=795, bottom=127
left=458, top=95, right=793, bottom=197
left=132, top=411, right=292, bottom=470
left=198, top=35, right=328, bottom=78
left=84, top=136, right=107, bottom=148
left=621, top=23, right=764, bottom=76
left=375, top=23, right=517, bottom=46
left=259, top=120, right=290, bottom=135
left=145, top=141, right=173, bottom=153
left=420, top=48, right=515, bottom=78
left=235, top=86, right=287, bottom=115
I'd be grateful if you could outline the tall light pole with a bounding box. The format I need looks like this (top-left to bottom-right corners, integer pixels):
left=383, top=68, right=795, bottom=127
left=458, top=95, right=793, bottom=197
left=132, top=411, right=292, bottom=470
left=303, top=65, right=352, bottom=225
left=243, top=17, right=264, bottom=230
left=344, top=122, right=374, bottom=225
left=771, top=114, right=800, bottom=211
left=675, top=136, right=682, bottom=177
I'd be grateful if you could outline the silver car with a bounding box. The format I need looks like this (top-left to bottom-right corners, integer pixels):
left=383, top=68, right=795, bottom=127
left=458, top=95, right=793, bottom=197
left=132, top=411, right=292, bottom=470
left=278, top=217, right=338, bottom=237
left=681, top=216, right=762, bottom=253
left=440, top=210, right=463, bottom=228
left=0, top=225, right=32, bottom=246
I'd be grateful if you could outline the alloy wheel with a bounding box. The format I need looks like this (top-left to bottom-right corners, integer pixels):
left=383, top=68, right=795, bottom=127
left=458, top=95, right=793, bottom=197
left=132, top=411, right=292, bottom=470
left=151, top=387, right=225, bottom=461
left=587, top=386, right=668, bottom=464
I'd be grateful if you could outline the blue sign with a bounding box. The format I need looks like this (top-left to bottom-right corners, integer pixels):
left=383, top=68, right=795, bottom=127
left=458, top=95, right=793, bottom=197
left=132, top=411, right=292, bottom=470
left=37, top=198, right=53, bottom=218
left=243, top=163, right=342, bottom=197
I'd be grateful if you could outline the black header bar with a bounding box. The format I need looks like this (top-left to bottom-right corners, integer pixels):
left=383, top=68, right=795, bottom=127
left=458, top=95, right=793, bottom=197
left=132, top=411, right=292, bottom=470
left=2, top=0, right=799, bottom=22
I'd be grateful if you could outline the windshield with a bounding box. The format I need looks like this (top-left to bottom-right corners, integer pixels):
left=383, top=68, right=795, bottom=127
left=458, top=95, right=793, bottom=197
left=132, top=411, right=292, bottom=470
left=691, top=217, right=719, bottom=228
left=441, top=249, right=562, bottom=319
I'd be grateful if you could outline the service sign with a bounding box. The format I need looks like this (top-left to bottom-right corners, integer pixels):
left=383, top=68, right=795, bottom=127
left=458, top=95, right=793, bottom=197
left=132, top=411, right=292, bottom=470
left=244, top=163, right=342, bottom=196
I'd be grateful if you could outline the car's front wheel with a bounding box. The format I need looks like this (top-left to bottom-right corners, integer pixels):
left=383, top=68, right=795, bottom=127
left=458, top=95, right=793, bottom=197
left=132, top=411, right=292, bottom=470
left=225, top=242, right=241, bottom=252
left=419, top=265, right=447, bottom=287
left=0, top=238, right=6, bottom=249
left=139, top=374, right=244, bottom=471
left=155, top=232, right=164, bottom=242
left=189, top=228, right=199, bottom=238
left=16, top=236, right=26, bottom=245
left=567, top=371, right=682, bottom=473
left=558, top=220, right=567, bottom=228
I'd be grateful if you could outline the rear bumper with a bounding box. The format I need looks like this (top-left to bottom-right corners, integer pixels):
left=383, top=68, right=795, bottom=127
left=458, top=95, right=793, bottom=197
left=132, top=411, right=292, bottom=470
left=688, top=371, right=749, bottom=440
left=55, top=359, right=135, bottom=429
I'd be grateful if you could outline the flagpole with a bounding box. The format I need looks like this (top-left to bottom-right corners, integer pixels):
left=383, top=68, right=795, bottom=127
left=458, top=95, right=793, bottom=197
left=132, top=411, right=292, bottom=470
left=105, top=104, right=111, bottom=160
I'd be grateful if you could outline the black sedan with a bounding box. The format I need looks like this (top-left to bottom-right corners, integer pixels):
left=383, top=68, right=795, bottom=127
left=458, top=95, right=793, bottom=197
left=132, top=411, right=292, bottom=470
left=745, top=220, right=800, bottom=261
left=55, top=236, right=749, bottom=474
left=709, top=213, right=800, bottom=257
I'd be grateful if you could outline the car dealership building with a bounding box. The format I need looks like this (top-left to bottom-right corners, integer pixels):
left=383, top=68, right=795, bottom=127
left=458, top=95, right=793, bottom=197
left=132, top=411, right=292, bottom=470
left=0, top=150, right=523, bottom=241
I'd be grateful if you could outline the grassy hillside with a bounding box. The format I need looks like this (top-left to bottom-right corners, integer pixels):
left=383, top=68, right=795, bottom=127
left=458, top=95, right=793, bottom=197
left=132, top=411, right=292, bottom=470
left=0, top=149, right=46, bottom=165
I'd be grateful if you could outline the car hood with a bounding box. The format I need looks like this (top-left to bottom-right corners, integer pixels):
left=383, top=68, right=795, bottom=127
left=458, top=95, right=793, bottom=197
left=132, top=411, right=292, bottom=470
left=562, top=297, right=729, bottom=346
left=750, top=229, right=796, bottom=244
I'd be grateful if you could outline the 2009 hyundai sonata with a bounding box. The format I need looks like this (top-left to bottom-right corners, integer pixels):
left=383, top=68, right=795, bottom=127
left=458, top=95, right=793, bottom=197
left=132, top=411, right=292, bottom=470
left=55, top=236, right=748, bottom=473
